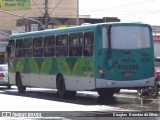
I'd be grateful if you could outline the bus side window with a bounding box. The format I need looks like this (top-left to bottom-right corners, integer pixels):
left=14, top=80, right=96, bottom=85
left=44, top=48, right=55, bottom=57
left=83, top=46, right=93, bottom=56
left=23, top=38, right=33, bottom=57
left=56, top=34, right=68, bottom=57
left=83, top=32, right=94, bottom=57
left=15, top=39, right=23, bottom=58
left=33, top=37, right=43, bottom=57
left=44, top=35, right=55, bottom=57
left=15, top=49, right=23, bottom=57
left=69, top=33, right=83, bottom=57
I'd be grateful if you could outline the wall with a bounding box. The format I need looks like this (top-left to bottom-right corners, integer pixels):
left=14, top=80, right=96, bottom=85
left=0, top=0, right=77, bottom=30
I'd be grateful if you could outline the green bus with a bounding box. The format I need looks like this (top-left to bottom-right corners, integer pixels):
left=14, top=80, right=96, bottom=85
left=7, top=22, right=155, bottom=98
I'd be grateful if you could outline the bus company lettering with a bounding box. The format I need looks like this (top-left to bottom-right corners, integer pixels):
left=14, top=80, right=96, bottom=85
left=141, top=58, right=150, bottom=62
left=83, top=61, right=91, bottom=65
left=120, top=58, right=135, bottom=62
left=112, top=58, right=139, bottom=70
left=116, top=64, right=139, bottom=70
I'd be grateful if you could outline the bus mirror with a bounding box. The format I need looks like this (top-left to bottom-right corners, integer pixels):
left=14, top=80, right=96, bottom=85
left=6, top=45, right=11, bottom=55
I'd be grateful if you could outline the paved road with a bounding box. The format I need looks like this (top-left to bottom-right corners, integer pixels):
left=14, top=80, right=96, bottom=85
left=0, top=86, right=159, bottom=120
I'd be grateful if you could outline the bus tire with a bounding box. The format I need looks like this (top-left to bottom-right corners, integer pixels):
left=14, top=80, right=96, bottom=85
left=137, top=89, right=144, bottom=97
left=7, top=85, right=11, bottom=89
left=97, top=88, right=115, bottom=98
left=56, top=75, right=76, bottom=99
left=16, top=74, right=26, bottom=94
left=148, top=84, right=159, bottom=98
left=56, top=74, right=68, bottom=98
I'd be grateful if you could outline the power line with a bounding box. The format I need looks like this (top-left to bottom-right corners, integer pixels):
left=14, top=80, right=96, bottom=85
left=80, top=0, right=158, bottom=13
left=49, top=0, right=63, bottom=15
left=0, top=8, right=43, bottom=27
left=0, top=10, right=44, bottom=30
left=32, top=0, right=44, bottom=15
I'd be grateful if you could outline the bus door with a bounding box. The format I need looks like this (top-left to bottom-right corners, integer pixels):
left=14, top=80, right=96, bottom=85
left=7, top=40, right=16, bottom=85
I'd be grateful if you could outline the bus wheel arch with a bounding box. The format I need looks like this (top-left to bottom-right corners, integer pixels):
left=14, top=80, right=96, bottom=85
left=16, top=72, right=26, bottom=94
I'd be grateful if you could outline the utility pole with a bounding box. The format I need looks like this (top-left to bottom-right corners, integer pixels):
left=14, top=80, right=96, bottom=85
left=44, top=0, right=49, bottom=29
left=76, top=0, right=79, bottom=25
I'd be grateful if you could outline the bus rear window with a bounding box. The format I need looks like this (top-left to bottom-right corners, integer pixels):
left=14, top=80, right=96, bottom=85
left=102, top=26, right=150, bottom=49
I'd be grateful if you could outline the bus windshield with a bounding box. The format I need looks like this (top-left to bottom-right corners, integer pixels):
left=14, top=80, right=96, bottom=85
left=103, top=26, right=150, bottom=49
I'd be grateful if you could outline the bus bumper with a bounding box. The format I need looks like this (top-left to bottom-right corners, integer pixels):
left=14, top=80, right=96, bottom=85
left=96, top=77, right=155, bottom=89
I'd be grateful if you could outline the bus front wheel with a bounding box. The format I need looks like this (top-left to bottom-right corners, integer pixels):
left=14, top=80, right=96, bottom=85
left=16, top=74, right=26, bottom=94
left=56, top=75, right=76, bottom=99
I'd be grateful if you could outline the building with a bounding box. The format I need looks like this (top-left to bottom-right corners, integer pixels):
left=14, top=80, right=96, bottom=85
left=152, top=26, right=160, bottom=57
left=0, top=0, right=77, bottom=31
left=16, top=17, right=120, bottom=32
left=0, top=0, right=120, bottom=33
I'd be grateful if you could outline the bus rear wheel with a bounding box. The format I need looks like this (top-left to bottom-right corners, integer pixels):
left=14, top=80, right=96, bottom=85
left=7, top=85, right=11, bottom=89
left=148, top=85, right=159, bottom=98
left=16, top=74, right=26, bottom=94
left=97, top=88, right=115, bottom=98
left=137, top=88, right=147, bottom=97
left=56, top=75, right=76, bottom=99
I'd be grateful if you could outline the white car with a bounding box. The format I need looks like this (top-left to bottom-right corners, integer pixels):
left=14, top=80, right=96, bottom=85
left=0, top=64, right=11, bottom=89
left=155, top=57, right=160, bottom=77
left=155, top=57, right=160, bottom=67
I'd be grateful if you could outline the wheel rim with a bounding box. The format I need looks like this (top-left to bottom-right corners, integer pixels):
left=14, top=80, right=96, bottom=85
left=148, top=86, right=158, bottom=98
left=137, top=89, right=146, bottom=96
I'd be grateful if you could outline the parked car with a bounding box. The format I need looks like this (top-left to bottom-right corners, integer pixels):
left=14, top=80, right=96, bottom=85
left=155, top=57, right=160, bottom=76
left=155, top=67, right=160, bottom=77
left=155, top=57, right=160, bottom=66
left=0, top=64, right=11, bottom=89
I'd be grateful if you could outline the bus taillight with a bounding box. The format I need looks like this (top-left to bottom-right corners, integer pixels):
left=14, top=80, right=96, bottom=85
left=99, top=69, right=103, bottom=74
left=99, top=69, right=105, bottom=77
left=0, top=73, right=5, bottom=78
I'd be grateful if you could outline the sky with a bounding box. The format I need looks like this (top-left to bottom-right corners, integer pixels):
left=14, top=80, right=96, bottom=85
left=79, top=0, right=160, bottom=25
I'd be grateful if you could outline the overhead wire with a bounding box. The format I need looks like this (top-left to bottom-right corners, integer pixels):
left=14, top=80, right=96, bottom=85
left=1, top=0, right=73, bottom=25
left=49, top=0, right=63, bottom=15
left=32, top=0, right=44, bottom=15
left=1, top=0, right=159, bottom=28
left=0, top=8, right=42, bottom=27
left=80, top=0, right=158, bottom=13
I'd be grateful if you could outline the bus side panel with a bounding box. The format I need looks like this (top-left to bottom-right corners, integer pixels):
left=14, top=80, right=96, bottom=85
left=65, top=76, right=95, bottom=91
left=26, top=58, right=57, bottom=88
left=10, top=57, right=95, bottom=90
left=57, top=57, right=95, bottom=91
left=95, top=77, right=155, bottom=88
